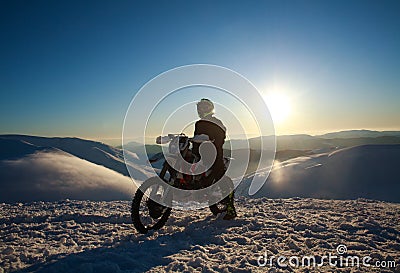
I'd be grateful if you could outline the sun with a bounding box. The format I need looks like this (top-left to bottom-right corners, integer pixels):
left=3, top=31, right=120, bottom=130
left=263, top=93, right=291, bottom=123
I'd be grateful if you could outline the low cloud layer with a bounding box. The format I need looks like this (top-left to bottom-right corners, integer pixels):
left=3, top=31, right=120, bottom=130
left=0, top=150, right=136, bottom=202
left=237, top=144, right=400, bottom=202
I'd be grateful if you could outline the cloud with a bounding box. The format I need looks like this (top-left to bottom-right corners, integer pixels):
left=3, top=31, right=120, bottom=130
left=0, top=150, right=136, bottom=202
left=237, top=145, right=400, bottom=202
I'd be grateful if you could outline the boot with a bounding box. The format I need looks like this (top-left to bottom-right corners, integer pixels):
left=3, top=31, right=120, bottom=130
left=223, top=192, right=237, bottom=220
left=209, top=204, right=222, bottom=216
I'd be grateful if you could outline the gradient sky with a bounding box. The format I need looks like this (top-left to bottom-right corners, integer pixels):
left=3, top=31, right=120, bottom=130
left=1, top=0, right=399, bottom=144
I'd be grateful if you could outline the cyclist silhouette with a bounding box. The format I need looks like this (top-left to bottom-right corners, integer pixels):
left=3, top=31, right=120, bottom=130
left=192, top=98, right=237, bottom=220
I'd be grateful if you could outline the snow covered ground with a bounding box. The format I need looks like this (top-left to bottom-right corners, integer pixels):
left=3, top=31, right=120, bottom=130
left=1, top=135, right=400, bottom=272
left=1, top=198, right=399, bottom=273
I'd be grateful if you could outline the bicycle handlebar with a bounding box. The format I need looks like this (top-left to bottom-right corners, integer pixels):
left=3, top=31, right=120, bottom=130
left=156, top=133, right=212, bottom=144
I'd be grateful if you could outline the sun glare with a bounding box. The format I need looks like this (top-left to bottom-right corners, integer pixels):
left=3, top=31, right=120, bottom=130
left=263, top=93, right=291, bottom=123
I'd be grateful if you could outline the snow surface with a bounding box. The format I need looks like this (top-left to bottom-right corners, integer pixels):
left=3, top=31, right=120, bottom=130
left=1, top=136, right=400, bottom=272
left=237, top=144, right=400, bottom=202
left=0, top=198, right=399, bottom=272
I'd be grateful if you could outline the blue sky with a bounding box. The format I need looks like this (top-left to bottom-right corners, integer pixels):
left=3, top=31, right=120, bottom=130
left=1, top=0, right=399, bottom=143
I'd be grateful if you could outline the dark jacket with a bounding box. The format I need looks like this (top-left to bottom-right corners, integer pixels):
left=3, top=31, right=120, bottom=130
left=192, top=115, right=226, bottom=179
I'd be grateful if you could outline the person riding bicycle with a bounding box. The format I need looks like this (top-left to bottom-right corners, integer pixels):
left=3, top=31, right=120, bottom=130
left=192, top=98, right=237, bottom=220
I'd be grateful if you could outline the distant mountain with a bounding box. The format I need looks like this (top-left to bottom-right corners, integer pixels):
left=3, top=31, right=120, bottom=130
left=225, top=133, right=400, bottom=152
left=223, top=148, right=312, bottom=175
left=236, top=144, right=400, bottom=202
left=118, top=140, right=143, bottom=149
left=118, top=141, right=162, bottom=159
left=318, top=129, right=400, bottom=139
left=226, top=134, right=334, bottom=151
left=123, top=131, right=400, bottom=156
left=275, top=135, right=332, bottom=151
left=326, top=136, right=400, bottom=147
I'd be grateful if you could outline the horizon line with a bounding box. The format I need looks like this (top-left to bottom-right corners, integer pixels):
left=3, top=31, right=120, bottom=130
left=2, top=127, right=400, bottom=144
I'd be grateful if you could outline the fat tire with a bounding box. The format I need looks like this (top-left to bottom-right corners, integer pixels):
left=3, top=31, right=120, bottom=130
left=131, top=178, right=172, bottom=234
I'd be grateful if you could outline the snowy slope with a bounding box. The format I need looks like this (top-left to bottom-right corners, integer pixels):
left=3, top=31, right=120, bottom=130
left=0, top=137, right=151, bottom=202
left=0, top=143, right=135, bottom=202
left=0, top=135, right=154, bottom=180
left=0, top=198, right=399, bottom=272
left=236, top=144, right=400, bottom=202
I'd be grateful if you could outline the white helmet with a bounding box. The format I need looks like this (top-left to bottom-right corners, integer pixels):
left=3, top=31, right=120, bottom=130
left=196, top=98, right=214, bottom=118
